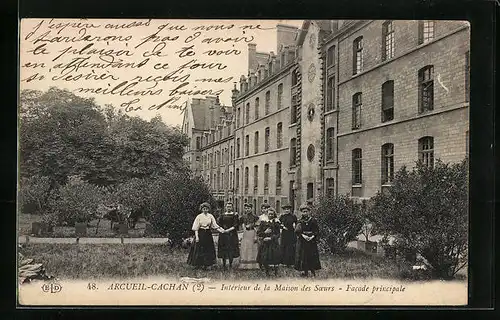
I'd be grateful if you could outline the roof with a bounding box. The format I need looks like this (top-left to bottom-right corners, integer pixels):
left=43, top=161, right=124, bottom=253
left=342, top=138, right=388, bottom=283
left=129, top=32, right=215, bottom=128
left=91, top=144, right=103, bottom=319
left=190, top=97, right=233, bottom=130
left=296, top=20, right=336, bottom=46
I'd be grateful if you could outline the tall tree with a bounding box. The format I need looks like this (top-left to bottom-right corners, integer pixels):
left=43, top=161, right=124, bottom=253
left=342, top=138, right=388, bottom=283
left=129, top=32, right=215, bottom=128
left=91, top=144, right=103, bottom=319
left=19, top=88, right=190, bottom=187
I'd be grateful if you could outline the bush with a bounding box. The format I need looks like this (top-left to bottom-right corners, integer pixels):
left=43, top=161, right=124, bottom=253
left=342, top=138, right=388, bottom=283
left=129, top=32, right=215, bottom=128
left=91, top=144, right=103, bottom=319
left=316, top=193, right=364, bottom=253
left=47, top=176, right=109, bottom=226
left=18, top=176, right=53, bottom=215
left=371, top=160, right=468, bottom=280
left=148, top=173, right=216, bottom=247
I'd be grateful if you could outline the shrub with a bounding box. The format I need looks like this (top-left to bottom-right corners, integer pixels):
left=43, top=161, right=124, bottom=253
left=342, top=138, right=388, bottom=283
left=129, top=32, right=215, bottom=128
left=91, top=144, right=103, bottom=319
left=371, top=159, right=468, bottom=280
left=148, top=173, right=216, bottom=247
left=315, top=193, right=364, bottom=253
left=47, top=176, right=109, bottom=226
left=18, top=176, right=52, bottom=215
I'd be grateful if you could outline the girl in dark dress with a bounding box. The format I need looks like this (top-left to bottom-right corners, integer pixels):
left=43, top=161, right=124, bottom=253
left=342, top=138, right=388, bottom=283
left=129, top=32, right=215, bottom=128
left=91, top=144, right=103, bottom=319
left=257, top=207, right=282, bottom=277
left=187, top=202, right=226, bottom=269
left=217, top=202, right=240, bottom=270
left=295, top=204, right=321, bottom=277
left=279, top=203, right=297, bottom=267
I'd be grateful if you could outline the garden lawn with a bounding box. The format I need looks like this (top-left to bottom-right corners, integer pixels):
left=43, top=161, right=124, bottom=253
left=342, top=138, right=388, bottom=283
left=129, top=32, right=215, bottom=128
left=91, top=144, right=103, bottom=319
left=20, top=243, right=402, bottom=281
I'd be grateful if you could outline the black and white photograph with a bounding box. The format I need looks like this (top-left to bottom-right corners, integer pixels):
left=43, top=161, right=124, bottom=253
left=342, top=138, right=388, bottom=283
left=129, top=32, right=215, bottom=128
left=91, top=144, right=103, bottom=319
left=17, top=18, right=470, bottom=306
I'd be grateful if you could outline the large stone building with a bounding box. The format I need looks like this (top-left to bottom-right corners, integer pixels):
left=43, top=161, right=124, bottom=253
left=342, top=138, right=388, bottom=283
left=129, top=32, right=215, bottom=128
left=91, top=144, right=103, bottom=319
left=326, top=20, right=470, bottom=199
left=182, top=20, right=470, bottom=213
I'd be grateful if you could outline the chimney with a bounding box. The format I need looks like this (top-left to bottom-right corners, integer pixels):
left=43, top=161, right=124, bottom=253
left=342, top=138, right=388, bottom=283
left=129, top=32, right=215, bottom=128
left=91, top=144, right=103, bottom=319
left=208, top=99, right=215, bottom=129
left=232, top=82, right=240, bottom=102
left=276, top=24, right=298, bottom=53
left=248, top=43, right=257, bottom=73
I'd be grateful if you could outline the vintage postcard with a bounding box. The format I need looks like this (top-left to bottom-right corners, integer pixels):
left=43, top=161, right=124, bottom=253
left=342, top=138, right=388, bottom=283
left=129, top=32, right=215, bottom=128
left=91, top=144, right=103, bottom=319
left=17, top=18, right=470, bottom=306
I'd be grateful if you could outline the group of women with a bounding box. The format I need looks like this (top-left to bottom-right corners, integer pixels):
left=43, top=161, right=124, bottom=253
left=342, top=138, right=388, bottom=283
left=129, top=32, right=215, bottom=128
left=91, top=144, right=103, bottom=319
left=187, top=201, right=321, bottom=277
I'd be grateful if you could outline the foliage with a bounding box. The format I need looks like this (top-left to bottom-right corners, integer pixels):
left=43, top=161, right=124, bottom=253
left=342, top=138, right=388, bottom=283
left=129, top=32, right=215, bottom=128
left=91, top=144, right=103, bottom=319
left=18, top=176, right=52, bottom=215
left=315, top=193, right=364, bottom=253
left=46, top=176, right=109, bottom=226
left=19, top=88, right=189, bottom=187
left=148, top=173, right=216, bottom=247
left=371, top=160, right=468, bottom=279
left=19, top=88, right=109, bottom=186
left=18, top=249, right=55, bottom=284
left=358, top=199, right=379, bottom=243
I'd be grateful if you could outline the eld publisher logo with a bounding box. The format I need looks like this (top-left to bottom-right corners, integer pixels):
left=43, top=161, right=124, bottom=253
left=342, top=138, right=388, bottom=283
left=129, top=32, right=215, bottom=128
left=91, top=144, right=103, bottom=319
left=41, top=283, right=62, bottom=293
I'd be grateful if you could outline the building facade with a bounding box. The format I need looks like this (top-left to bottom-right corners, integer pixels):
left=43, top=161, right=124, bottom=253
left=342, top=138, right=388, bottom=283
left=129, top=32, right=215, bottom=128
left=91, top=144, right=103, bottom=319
left=182, top=20, right=470, bottom=212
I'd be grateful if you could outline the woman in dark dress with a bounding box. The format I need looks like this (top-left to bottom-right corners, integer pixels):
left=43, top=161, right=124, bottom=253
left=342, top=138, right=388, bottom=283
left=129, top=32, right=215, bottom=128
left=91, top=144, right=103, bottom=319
left=295, top=204, right=321, bottom=277
left=279, top=203, right=297, bottom=267
left=187, top=202, right=226, bottom=269
left=256, top=207, right=282, bottom=277
left=217, top=202, right=240, bottom=270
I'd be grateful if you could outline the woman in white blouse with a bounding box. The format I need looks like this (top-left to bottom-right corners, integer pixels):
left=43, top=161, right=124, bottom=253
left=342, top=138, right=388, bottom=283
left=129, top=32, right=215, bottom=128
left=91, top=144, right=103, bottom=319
left=187, top=202, right=226, bottom=270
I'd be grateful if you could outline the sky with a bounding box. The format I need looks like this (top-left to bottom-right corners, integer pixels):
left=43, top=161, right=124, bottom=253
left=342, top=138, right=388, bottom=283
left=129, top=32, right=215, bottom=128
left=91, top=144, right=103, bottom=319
left=20, top=19, right=304, bottom=127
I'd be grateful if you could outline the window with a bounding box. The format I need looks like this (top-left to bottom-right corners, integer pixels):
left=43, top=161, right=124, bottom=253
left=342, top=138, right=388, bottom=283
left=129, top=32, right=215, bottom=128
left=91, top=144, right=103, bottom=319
left=244, top=167, right=249, bottom=193
left=281, top=52, right=286, bottom=68
left=214, top=173, right=217, bottom=190
left=419, top=65, right=434, bottom=112
left=465, top=131, right=469, bottom=160
left=352, top=92, right=362, bottom=129
left=292, top=70, right=298, bottom=86
left=327, top=45, right=335, bottom=67
left=264, top=164, right=269, bottom=193
left=419, top=136, right=434, bottom=168
left=245, top=135, right=249, bottom=156
left=381, top=143, right=394, bottom=184
left=326, top=178, right=335, bottom=197
left=326, top=76, right=335, bottom=111
left=264, top=127, right=270, bottom=151
left=382, top=21, right=395, bottom=61
left=236, top=138, right=241, bottom=158
left=289, top=180, right=295, bottom=212
left=236, top=107, right=241, bottom=128
left=276, top=161, right=282, bottom=190
left=307, top=183, right=314, bottom=200
left=221, top=172, right=224, bottom=190
left=290, top=138, right=297, bottom=167
left=382, top=80, right=394, bottom=122
left=277, top=84, right=283, bottom=109
left=465, top=51, right=470, bottom=103
left=326, top=127, right=335, bottom=161
left=196, top=137, right=201, bottom=149
left=245, top=103, right=250, bottom=124
left=255, top=98, right=260, bottom=120
left=353, top=36, right=363, bottom=75
left=253, top=165, right=258, bottom=194
left=352, top=148, right=362, bottom=184
left=235, top=168, right=240, bottom=192
left=277, top=122, right=283, bottom=148
left=418, top=20, right=435, bottom=44
left=291, top=95, right=298, bottom=124
left=265, top=91, right=271, bottom=115
left=230, top=146, right=233, bottom=161
left=254, top=131, right=259, bottom=154
left=229, top=172, right=232, bottom=190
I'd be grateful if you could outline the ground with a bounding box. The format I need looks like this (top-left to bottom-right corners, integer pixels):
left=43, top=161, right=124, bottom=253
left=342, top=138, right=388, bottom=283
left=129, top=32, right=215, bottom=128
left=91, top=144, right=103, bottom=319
left=19, top=243, right=407, bottom=281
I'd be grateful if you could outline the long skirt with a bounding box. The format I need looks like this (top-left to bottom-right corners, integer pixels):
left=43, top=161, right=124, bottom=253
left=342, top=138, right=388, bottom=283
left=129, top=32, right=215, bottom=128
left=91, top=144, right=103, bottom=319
left=257, top=239, right=281, bottom=267
left=217, top=230, right=240, bottom=259
left=187, top=229, right=216, bottom=267
left=295, top=239, right=322, bottom=271
left=280, top=230, right=296, bottom=266
left=239, top=229, right=259, bottom=270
